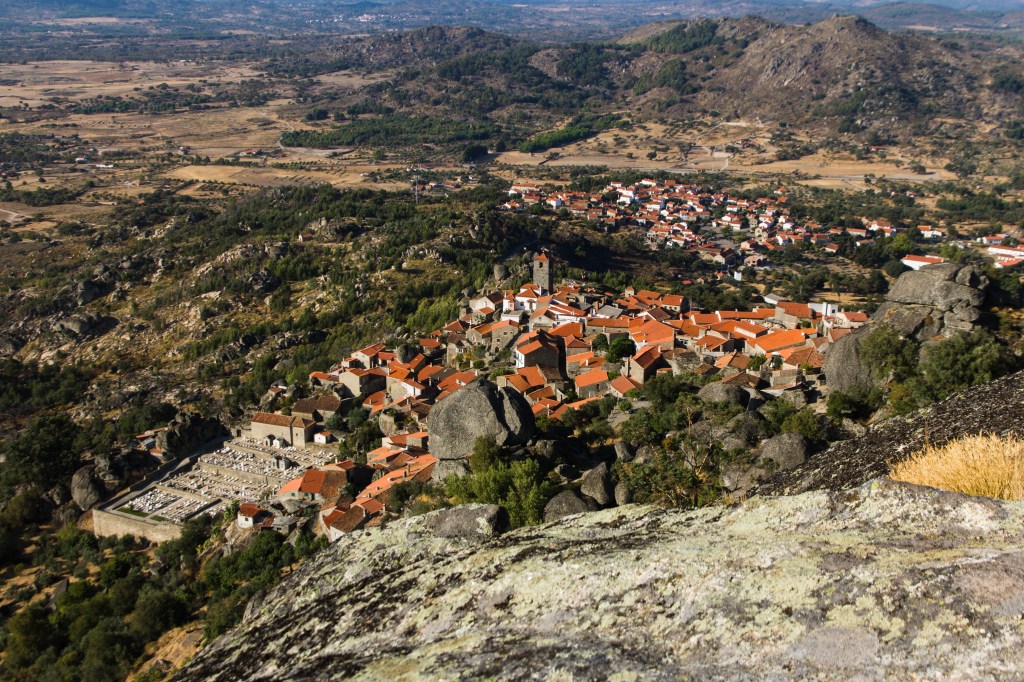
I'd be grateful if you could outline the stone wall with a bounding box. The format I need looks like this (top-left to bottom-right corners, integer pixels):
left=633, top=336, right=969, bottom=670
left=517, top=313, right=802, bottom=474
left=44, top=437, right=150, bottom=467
left=93, top=508, right=183, bottom=543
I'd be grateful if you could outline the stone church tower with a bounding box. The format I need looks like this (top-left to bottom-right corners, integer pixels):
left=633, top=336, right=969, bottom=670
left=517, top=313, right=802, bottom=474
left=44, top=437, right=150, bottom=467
left=533, top=252, right=553, bottom=292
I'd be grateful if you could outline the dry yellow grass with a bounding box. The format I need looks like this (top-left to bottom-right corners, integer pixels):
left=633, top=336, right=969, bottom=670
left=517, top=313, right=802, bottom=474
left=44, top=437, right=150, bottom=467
left=890, top=434, right=1024, bottom=501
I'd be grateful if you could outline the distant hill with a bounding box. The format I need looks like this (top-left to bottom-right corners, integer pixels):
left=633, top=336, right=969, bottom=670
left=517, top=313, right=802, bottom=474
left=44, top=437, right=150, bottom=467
left=6, top=0, right=1024, bottom=36
left=287, top=16, right=1022, bottom=145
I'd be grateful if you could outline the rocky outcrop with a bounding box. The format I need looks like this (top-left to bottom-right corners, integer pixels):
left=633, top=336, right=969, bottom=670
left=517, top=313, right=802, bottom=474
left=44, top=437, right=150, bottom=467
left=70, top=466, right=104, bottom=511
left=579, top=462, right=612, bottom=506
left=54, top=312, right=114, bottom=339
left=543, top=490, right=596, bottom=521
left=178, top=479, right=1024, bottom=681
left=824, top=263, right=990, bottom=393
left=758, top=368, right=1024, bottom=496
left=757, top=432, right=811, bottom=471
left=822, top=325, right=877, bottom=394
left=427, top=380, right=535, bottom=465
left=75, top=278, right=111, bottom=307
left=247, top=269, right=281, bottom=295
left=0, top=333, right=23, bottom=357
left=155, top=412, right=224, bottom=456
left=419, top=504, right=509, bottom=540
left=726, top=411, right=769, bottom=446
left=696, top=382, right=747, bottom=407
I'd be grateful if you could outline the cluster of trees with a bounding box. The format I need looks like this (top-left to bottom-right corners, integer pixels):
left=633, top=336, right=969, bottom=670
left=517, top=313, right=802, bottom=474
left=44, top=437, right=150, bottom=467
left=631, top=58, right=694, bottom=96
left=68, top=88, right=215, bottom=115
left=435, top=45, right=586, bottom=117
left=991, top=67, right=1024, bottom=95
left=614, top=373, right=829, bottom=507
left=0, top=359, right=93, bottom=417
left=281, top=115, right=502, bottom=148
left=444, top=438, right=557, bottom=527
left=0, top=513, right=323, bottom=682
left=556, top=43, right=624, bottom=87
left=0, top=180, right=92, bottom=207
left=517, top=114, right=624, bottom=154
left=936, top=190, right=1024, bottom=225
left=0, top=132, right=85, bottom=169
left=385, top=435, right=560, bottom=528
left=645, top=20, right=721, bottom=54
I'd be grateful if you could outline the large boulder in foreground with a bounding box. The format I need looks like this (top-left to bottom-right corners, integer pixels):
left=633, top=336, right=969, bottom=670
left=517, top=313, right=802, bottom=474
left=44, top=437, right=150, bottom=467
left=178, top=479, right=1024, bottom=681
left=428, top=380, right=535, bottom=462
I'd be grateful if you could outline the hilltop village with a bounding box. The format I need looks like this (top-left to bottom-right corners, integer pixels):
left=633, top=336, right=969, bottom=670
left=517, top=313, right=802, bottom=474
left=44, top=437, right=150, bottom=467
left=96, top=215, right=884, bottom=542
left=90, top=177, right=1022, bottom=545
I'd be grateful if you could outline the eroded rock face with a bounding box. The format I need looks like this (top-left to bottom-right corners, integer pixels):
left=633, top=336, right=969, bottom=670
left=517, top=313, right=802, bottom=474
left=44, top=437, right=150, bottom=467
left=543, top=489, right=596, bottom=522
left=419, top=504, right=509, bottom=541
left=579, top=462, right=612, bottom=506
left=758, top=432, right=811, bottom=471
left=886, top=263, right=985, bottom=312
left=177, top=480, right=1024, bottom=681
left=427, top=380, right=535, bottom=464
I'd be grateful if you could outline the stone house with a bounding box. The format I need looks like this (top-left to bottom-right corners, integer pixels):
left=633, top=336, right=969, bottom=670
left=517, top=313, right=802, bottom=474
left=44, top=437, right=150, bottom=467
left=250, top=412, right=318, bottom=447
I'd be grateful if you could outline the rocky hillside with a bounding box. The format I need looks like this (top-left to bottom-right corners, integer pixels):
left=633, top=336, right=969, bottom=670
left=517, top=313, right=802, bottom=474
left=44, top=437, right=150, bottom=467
left=757, top=367, right=1024, bottom=495
left=177, top=479, right=1024, bottom=680
left=279, top=16, right=1024, bottom=143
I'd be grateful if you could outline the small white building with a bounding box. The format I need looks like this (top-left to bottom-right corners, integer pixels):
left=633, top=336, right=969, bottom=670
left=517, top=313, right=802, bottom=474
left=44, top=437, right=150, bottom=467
left=900, top=254, right=946, bottom=271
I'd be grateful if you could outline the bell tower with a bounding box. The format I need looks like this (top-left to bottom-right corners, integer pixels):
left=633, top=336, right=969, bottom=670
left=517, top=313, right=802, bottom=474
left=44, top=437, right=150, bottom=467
left=533, top=252, right=553, bottom=293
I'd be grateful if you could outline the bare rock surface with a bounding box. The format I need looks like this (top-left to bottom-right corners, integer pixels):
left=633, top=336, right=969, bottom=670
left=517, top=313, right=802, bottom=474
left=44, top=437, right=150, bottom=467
left=579, top=462, right=612, bottom=506
left=543, top=489, right=596, bottom=522
left=419, top=504, right=509, bottom=541
left=177, top=480, right=1024, bottom=681
left=70, top=466, right=104, bottom=511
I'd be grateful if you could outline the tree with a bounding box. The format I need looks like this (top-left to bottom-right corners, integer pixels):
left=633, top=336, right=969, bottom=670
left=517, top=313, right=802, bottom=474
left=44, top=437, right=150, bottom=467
left=3, top=603, right=60, bottom=670
left=204, top=595, right=246, bottom=640
left=780, top=408, right=825, bottom=446
left=761, top=399, right=797, bottom=435
left=78, top=617, right=141, bottom=682
left=462, top=144, right=488, bottom=163
left=3, top=413, right=81, bottom=486
left=469, top=436, right=500, bottom=472
left=131, top=588, right=189, bottom=642
left=859, top=324, right=918, bottom=383
left=914, top=330, right=1019, bottom=402
left=445, top=457, right=555, bottom=528
left=883, top=259, right=908, bottom=278
left=606, top=337, right=637, bottom=362
left=826, top=386, right=883, bottom=421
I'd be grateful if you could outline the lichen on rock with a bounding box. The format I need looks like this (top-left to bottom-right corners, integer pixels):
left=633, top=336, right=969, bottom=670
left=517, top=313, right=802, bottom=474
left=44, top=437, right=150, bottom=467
left=177, top=479, right=1024, bottom=681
